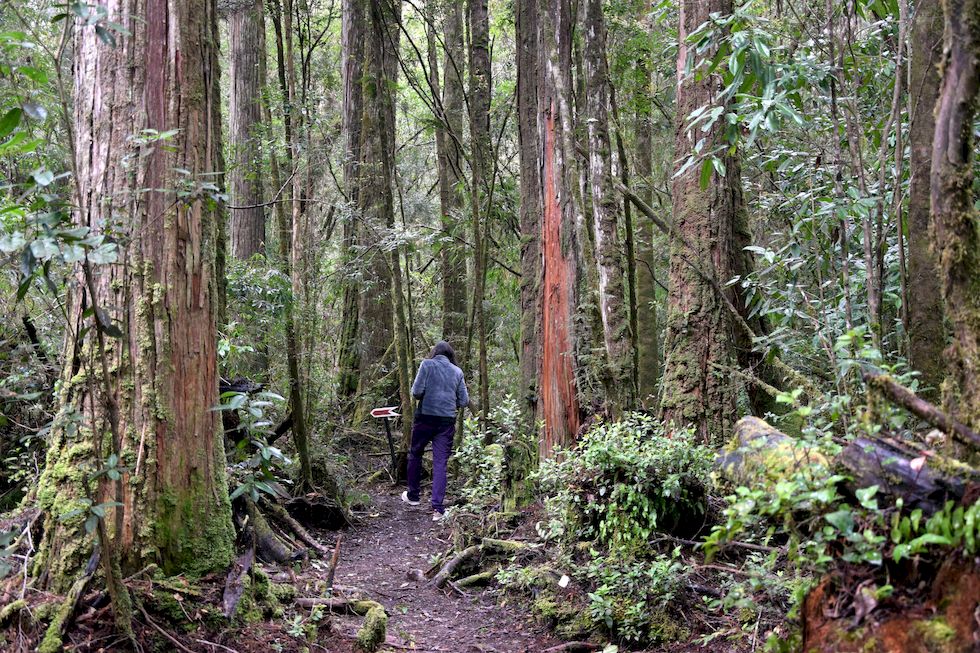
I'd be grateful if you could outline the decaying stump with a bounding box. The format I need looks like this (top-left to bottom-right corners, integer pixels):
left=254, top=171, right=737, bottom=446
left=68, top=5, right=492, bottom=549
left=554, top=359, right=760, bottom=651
left=801, top=557, right=980, bottom=652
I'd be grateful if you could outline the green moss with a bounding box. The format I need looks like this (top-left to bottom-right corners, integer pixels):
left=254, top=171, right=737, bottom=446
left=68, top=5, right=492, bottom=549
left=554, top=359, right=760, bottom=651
left=647, top=608, right=689, bottom=643
left=0, top=599, right=26, bottom=626
left=915, top=618, right=956, bottom=652
left=150, top=589, right=195, bottom=631
left=354, top=605, right=387, bottom=652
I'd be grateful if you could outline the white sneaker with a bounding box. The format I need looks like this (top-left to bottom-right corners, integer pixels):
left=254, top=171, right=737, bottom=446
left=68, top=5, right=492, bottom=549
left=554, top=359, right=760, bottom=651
left=401, top=491, right=420, bottom=506
left=431, top=511, right=444, bottom=522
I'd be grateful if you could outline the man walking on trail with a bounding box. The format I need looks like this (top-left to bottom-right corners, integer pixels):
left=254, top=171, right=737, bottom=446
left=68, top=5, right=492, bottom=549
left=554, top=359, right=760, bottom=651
left=402, top=341, right=469, bottom=521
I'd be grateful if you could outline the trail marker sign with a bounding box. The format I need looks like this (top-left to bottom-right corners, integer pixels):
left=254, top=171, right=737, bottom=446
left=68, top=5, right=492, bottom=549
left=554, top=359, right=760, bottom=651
left=371, top=406, right=400, bottom=477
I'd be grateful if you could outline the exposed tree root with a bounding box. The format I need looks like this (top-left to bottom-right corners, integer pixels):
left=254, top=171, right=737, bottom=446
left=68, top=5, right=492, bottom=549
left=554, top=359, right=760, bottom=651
left=244, top=499, right=300, bottom=563
left=455, top=566, right=498, bottom=588
left=431, top=544, right=481, bottom=589
left=431, top=538, right=536, bottom=588
left=540, top=642, right=602, bottom=653
left=263, top=499, right=330, bottom=556
left=222, top=544, right=255, bottom=618
left=0, top=599, right=26, bottom=626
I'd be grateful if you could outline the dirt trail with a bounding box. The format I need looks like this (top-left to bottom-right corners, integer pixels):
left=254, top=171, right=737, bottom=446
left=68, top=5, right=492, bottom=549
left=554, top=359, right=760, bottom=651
left=316, top=487, right=561, bottom=653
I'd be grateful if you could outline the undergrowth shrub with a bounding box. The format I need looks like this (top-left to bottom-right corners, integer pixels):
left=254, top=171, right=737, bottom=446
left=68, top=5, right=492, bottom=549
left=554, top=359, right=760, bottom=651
left=536, top=414, right=713, bottom=550
left=526, top=414, right=713, bottom=644
left=454, top=396, right=535, bottom=512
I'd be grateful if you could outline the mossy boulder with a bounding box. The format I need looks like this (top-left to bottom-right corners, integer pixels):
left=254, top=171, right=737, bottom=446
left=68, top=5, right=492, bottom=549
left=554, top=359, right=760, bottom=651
left=716, top=416, right=829, bottom=487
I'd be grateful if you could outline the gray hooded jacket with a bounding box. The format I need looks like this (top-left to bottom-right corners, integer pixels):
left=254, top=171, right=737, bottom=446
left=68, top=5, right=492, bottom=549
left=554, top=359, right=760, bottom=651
left=411, top=355, right=469, bottom=418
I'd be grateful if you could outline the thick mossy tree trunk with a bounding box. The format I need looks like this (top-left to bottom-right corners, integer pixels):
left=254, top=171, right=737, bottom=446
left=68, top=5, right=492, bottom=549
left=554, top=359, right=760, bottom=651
left=907, top=0, right=946, bottom=396
left=358, top=0, right=407, bottom=438
left=352, top=0, right=396, bottom=421
left=583, top=0, right=635, bottom=415
left=36, top=0, right=235, bottom=592
left=930, top=0, right=980, bottom=431
left=228, top=0, right=267, bottom=259
left=660, top=0, right=745, bottom=446
left=335, top=0, right=365, bottom=406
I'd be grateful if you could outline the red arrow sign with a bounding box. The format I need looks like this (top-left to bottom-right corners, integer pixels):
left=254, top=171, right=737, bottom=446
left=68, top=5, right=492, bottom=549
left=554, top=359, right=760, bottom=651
left=370, top=406, right=400, bottom=418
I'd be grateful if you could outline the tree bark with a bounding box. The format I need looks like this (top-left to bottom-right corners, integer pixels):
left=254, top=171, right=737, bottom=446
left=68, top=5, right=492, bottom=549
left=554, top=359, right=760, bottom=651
left=583, top=0, right=635, bottom=415
left=429, top=0, right=468, bottom=353
left=907, top=0, right=947, bottom=396
left=539, top=0, right=586, bottom=456
left=36, top=0, right=235, bottom=591
left=660, top=0, right=745, bottom=446
left=228, top=0, right=267, bottom=259
left=359, top=0, right=408, bottom=439
left=336, top=0, right=366, bottom=404
left=516, top=0, right=543, bottom=428
left=633, top=24, right=660, bottom=408
left=467, top=0, right=492, bottom=420
left=930, top=0, right=980, bottom=431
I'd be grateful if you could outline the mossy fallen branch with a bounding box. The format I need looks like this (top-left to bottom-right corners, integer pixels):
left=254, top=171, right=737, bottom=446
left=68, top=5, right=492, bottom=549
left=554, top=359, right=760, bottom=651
left=0, top=599, right=26, bottom=626
left=38, top=551, right=99, bottom=653
left=294, top=597, right=387, bottom=652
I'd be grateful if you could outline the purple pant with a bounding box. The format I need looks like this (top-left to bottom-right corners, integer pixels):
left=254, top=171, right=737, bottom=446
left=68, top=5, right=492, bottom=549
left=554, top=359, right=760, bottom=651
left=407, top=414, right=455, bottom=513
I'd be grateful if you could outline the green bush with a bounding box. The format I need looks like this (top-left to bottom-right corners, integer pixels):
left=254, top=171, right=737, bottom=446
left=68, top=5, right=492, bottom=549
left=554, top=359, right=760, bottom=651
left=531, top=414, right=713, bottom=644
left=536, top=414, right=713, bottom=551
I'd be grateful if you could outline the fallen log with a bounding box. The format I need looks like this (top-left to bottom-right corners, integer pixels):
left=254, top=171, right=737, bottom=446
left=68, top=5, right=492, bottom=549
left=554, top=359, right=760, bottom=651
left=863, top=369, right=980, bottom=450
left=718, top=417, right=978, bottom=515
left=837, top=436, right=977, bottom=513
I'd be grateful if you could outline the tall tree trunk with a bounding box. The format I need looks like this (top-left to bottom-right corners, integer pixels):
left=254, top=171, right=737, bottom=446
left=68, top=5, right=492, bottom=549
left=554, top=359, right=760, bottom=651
left=538, top=0, right=586, bottom=457
left=358, top=0, right=406, bottom=434
left=930, top=0, right=980, bottom=430
left=583, top=0, right=635, bottom=415
left=336, top=0, right=366, bottom=404
left=517, top=0, right=543, bottom=427
left=353, top=0, right=396, bottom=417
left=660, top=0, right=744, bottom=445
left=428, top=0, right=468, bottom=353
left=907, top=0, right=946, bottom=395
left=467, top=0, right=492, bottom=419
left=278, top=0, right=314, bottom=487
left=634, top=6, right=660, bottom=408
left=37, top=0, right=234, bottom=591
left=228, top=0, right=267, bottom=259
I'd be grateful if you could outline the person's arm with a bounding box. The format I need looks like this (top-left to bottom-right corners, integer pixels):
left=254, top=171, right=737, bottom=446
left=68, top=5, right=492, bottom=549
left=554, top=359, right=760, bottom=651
left=456, top=373, right=469, bottom=410
left=411, top=361, right=428, bottom=400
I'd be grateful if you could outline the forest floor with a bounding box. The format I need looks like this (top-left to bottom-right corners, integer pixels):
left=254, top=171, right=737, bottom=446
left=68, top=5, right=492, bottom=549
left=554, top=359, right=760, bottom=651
left=300, top=486, right=563, bottom=652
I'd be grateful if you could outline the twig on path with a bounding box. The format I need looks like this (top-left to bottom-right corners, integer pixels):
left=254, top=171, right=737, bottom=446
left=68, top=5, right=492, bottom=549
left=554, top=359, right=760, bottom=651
left=540, top=643, right=601, bottom=653
left=325, top=533, right=343, bottom=592
left=136, top=602, right=197, bottom=653
left=195, top=638, right=240, bottom=653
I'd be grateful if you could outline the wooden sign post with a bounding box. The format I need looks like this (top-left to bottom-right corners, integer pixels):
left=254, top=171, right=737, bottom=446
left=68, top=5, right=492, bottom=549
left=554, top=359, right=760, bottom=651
left=370, top=406, right=400, bottom=477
